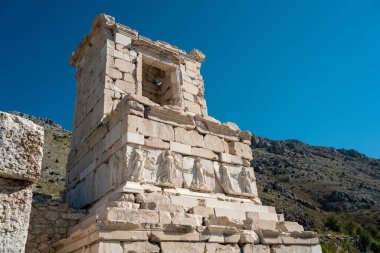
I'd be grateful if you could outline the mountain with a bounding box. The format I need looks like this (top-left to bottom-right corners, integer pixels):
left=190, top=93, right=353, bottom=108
left=251, top=135, right=379, bottom=231
left=9, top=112, right=380, bottom=252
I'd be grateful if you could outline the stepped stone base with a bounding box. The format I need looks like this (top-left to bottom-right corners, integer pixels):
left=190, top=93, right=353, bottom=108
left=54, top=184, right=321, bottom=253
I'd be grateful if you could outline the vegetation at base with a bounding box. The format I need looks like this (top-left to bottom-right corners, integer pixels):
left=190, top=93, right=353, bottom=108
left=321, top=214, right=380, bottom=253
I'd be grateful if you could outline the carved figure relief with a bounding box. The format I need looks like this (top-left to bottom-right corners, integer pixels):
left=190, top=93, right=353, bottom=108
left=239, top=167, right=256, bottom=194
left=156, top=150, right=181, bottom=186
left=191, top=157, right=206, bottom=189
left=110, top=151, right=122, bottom=185
left=126, top=146, right=155, bottom=182
left=219, top=163, right=234, bottom=193
left=128, top=146, right=146, bottom=181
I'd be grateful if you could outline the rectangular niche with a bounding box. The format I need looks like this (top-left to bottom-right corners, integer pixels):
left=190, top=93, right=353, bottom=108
left=141, top=56, right=181, bottom=106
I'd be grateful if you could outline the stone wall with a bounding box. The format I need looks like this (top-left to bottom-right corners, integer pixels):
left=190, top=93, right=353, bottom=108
left=25, top=200, right=86, bottom=253
left=0, top=112, right=44, bottom=252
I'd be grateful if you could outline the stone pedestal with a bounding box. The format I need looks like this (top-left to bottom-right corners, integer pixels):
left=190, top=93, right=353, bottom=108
left=57, top=14, right=322, bottom=253
left=0, top=112, right=44, bottom=252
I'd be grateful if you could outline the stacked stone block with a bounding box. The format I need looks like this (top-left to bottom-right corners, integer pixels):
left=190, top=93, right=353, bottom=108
left=26, top=201, right=86, bottom=253
left=57, top=14, right=322, bottom=253
left=0, top=112, right=44, bottom=252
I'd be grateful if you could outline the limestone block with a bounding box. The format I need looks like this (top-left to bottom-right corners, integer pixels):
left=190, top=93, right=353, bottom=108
left=183, top=91, right=195, bottom=102
left=121, top=131, right=145, bottom=145
left=170, top=141, right=192, bottom=155
left=271, top=245, right=322, bottom=253
left=106, top=67, right=123, bottom=80
left=224, top=122, right=240, bottom=133
left=114, top=49, right=124, bottom=59
left=105, top=121, right=121, bottom=149
left=188, top=206, right=214, bottom=217
left=144, top=137, right=170, bottom=149
left=116, top=43, right=131, bottom=54
left=204, top=134, right=224, bottom=153
left=170, top=214, right=201, bottom=232
left=124, top=73, right=136, bottom=84
left=115, top=58, right=134, bottom=73
left=239, top=230, right=260, bottom=244
left=127, top=115, right=175, bottom=142
left=191, top=147, right=218, bottom=160
left=82, top=171, right=95, bottom=206
left=80, top=161, right=96, bottom=180
left=219, top=153, right=243, bottom=165
left=242, top=244, right=270, bottom=253
left=205, top=243, right=240, bottom=253
left=94, top=163, right=114, bottom=200
left=215, top=207, right=246, bottom=221
left=115, top=32, right=131, bottom=47
left=123, top=241, right=160, bottom=253
left=115, top=79, right=135, bottom=94
left=184, top=100, right=202, bottom=115
left=256, top=229, right=282, bottom=245
left=151, top=230, right=210, bottom=242
left=258, top=212, right=279, bottom=221
left=99, top=241, right=123, bottom=253
left=239, top=131, right=252, bottom=144
left=228, top=142, right=253, bottom=160
left=146, top=106, right=196, bottom=129
left=174, top=127, right=204, bottom=147
left=276, top=221, right=304, bottom=232
left=160, top=242, right=206, bottom=253
left=99, top=230, right=149, bottom=241
left=0, top=112, right=44, bottom=182
left=183, top=81, right=199, bottom=95
left=102, top=208, right=159, bottom=229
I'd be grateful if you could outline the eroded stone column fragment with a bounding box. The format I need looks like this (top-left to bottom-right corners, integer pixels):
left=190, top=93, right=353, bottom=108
left=0, top=112, right=44, bottom=252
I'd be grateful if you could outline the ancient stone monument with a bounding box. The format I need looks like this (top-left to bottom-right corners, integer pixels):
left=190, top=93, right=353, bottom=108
left=55, top=14, right=322, bottom=253
left=0, top=112, right=44, bottom=252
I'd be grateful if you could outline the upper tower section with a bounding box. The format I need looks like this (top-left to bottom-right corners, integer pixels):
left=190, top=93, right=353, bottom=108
left=70, top=14, right=207, bottom=134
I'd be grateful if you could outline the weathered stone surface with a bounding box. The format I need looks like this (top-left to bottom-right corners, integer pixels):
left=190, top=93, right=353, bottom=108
left=0, top=112, right=44, bottom=253
left=204, top=134, right=224, bottom=153
left=122, top=241, right=160, bottom=253
left=276, top=221, right=304, bottom=232
left=242, top=244, right=270, bottom=253
left=228, top=142, right=253, bottom=160
left=127, top=115, right=175, bottom=141
left=160, top=242, right=206, bottom=253
left=0, top=178, right=33, bottom=253
left=174, top=127, right=204, bottom=147
left=0, top=112, right=44, bottom=182
left=205, top=243, right=240, bottom=253
left=239, top=230, right=260, bottom=244
left=144, top=136, right=170, bottom=149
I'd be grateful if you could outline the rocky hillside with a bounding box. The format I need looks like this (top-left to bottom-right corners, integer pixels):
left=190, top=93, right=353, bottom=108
left=250, top=135, right=379, bottom=231
left=10, top=112, right=379, bottom=243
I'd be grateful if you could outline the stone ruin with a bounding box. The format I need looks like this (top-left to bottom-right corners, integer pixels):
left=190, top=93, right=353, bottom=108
left=43, top=14, right=320, bottom=253
left=0, top=112, right=44, bottom=252
left=0, top=13, right=323, bottom=253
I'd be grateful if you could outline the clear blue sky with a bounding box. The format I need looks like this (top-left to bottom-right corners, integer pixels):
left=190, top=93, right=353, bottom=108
left=1, top=1, right=379, bottom=158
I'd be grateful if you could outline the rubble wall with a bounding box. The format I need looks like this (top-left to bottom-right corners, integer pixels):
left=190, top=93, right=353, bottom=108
left=25, top=200, right=85, bottom=253
left=0, top=112, right=44, bottom=252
